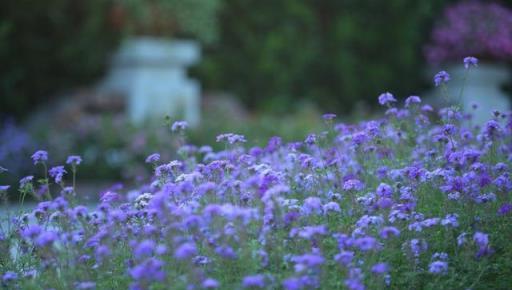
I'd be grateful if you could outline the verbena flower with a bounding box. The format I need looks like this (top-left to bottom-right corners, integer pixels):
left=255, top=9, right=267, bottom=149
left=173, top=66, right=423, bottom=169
left=378, top=92, right=397, bottom=106
left=171, top=121, right=188, bottom=132
left=31, top=150, right=48, bottom=165
left=49, top=166, right=67, bottom=183
left=242, top=274, right=266, bottom=288
left=463, top=56, right=478, bottom=69
left=433, top=71, right=450, bottom=87
left=429, top=261, right=448, bottom=275
left=145, top=153, right=160, bottom=164
left=66, top=155, right=82, bottom=166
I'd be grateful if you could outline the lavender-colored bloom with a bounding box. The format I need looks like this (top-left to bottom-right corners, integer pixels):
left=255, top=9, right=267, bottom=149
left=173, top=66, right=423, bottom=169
left=242, top=274, right=266, bottom=288
left=323, top=201, right=341, bottom=214
left=66, top=155, right=82, bottom=166
left=473, top=232, right=492, bottom=257
left=129, top=258, right=165, bottom=282
left=429, top=261, right=448, bottom=275
left=49, top=166, right=67, bottom=183
left=0, top=185, right=9, bottom=192
left=19, top=175, right=33, bottom=187
left=31, top=150, right=48, bottom=165
left=75, top=281, right=96, bottom=289
left=171, top=121, right=188, bottom=132
left=378, top=92, right=397, bottom=106
left=376, top=183, right=393, bottom=197
left=343, top=179, right=364, bottom=191
left=2, top=271, right=17, bottom=283
left=202, top=278, right=220, bottom=289
left=35, top=231, right=58, bottom=247
left=457, top=232, right=467, bottom=247
left=371, top=263, right=389, bottom=274
left=334, top=251, right=354, bottom=266
left=322, top=113, right=337, bottom=121
left=498, top=203, right=512, bottom=215
left=379, top=227, right=400, bottom=239
left=433, top=71, right=450, bottom=87
left=463, top=56, right=478, bottom=69
left=354, top=236, right=380, bottom=252
left=21, top=224, right=42, bottom=239
left=216, top=133, right=247, bottom=144
left=134, top=239, right=156, bottom=259
left=404, top=95, right=421, bottom=107
left=145, top=153, right=161, bottom=164
left=174, top=242, right=197, bottom=260
left=282, top=277, right=304, bottom=290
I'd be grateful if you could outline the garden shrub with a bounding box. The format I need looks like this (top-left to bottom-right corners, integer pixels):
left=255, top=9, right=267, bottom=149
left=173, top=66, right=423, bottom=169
left=0, top=0, right=119, bottom=119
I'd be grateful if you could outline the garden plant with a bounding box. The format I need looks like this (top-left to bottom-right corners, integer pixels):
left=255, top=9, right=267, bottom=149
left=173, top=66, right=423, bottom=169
left=1, top=58, right=512, bottom=289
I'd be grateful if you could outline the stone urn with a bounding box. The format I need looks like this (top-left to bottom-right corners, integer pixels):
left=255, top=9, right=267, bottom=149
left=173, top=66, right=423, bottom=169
left=99, top=37, right=201, bottom=126
left=444, top=63, right=511, bottom=125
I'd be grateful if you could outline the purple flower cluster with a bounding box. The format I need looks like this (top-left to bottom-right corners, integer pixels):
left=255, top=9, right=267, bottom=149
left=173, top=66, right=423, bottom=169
left=426, top=2, right=512, bottom=63
left=1, top=63, right=511, bottom=289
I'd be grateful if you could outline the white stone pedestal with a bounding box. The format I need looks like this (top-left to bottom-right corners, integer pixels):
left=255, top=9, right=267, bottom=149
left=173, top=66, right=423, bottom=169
left=444, top=63, right=511, bottom=125
left=99, top=37, right=201, bottom=126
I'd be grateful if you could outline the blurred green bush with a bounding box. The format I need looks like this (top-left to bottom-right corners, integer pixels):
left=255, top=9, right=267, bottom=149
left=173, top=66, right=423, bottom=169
left=0, top=0, right=119, bottom=118
left=198, top=0, right=448, bottom=113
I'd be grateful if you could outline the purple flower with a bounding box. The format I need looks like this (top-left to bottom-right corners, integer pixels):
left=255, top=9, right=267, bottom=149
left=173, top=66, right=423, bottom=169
left=216, top=133, right=246, bottom=144
left=433, top=71, right=450, bottom=87
left=171, top=121, right=188, bottom=132
left=19, top=175, right=33, bottom=187
left=376, top=183, right=393, bottom=197
left=31, top=150, right=48, bottom=165
left=75, top=281, right=96, bottom=289
left=282, top=277, right=304, bottom=290
left=49, top=166, right=67, bottom=183
left=463, top=56, right=478, bottom=69
left=0, top=185, right=9, bottom=192
left=343, top=179, right=364, bottom=191
left=429, top=261, right=448, bottom=275
left=2, top=271, right=17, bottom=283
left=201, top=278, right=220, bottom=289
left=323, top=202, right=341, bottom=214
left=21, top=224, right=42, bottom=240
left=174, top=242, right=197, bottom=260
left=322, top=113, right=337, bottom=121
left=66, top=155, right=82, bottom=166
left=35, top=231, right=58, bottom=247
left=404, top=95, right=421, bottom=107
left=379, top=227, right=400, bottom=239
left=134, top=239, right=156, bottom=259
left=473, top=232, right=493, bottom=257
left=145, top=153, right=161, bottom=164
left=242, top=274, right=266, bottom=288
left=378, top=92, right=397, bottom=106
left=129, top=258, right=165, bottom=282
left=334, top=251, right=354, bottom=266
left=498, top=203, right=512, bottom=215
left=354, top=236, right=380, bottom=252
left=371, top=263, right=389, bottom=274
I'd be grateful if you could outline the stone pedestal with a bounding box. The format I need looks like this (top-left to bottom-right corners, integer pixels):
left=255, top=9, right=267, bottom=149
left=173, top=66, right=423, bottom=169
left=444, top=63, right=511, bottom=125
left=99, top=37, right=201, bottom=126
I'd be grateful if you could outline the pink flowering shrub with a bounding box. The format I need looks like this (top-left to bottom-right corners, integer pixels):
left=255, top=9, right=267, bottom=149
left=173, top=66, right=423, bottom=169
left=425, top=1, right=512, bottom=63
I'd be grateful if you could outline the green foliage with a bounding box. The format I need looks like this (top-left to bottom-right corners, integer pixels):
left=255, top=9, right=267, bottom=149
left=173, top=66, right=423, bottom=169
left=198, top=0, right=448, bottom=113
left=117, top=0, right=221, bottom=43
left=0, top=0, right=119, bottom=119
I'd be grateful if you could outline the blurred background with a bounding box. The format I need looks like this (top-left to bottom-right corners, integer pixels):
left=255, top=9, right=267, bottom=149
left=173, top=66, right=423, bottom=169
left=1, top=0, right=511, bottom=196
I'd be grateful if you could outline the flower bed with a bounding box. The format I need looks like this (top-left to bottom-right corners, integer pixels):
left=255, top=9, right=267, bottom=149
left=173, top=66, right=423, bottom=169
left=1, top=59, right=512, bottom=289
